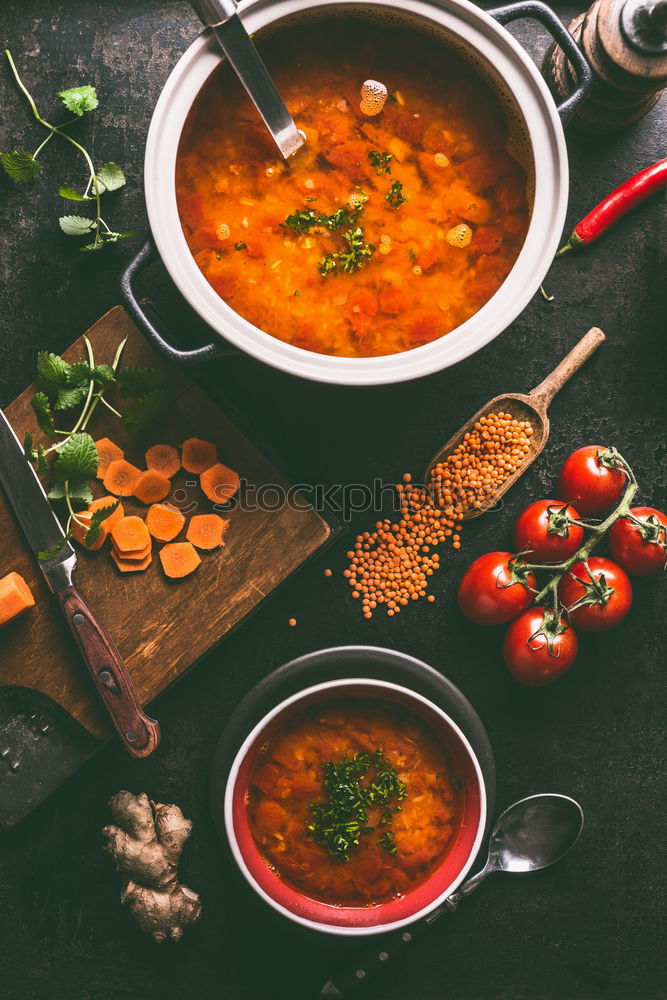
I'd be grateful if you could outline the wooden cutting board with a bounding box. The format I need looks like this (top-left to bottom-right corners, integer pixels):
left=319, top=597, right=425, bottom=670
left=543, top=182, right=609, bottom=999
left=0, top=306, right=332, bottom=741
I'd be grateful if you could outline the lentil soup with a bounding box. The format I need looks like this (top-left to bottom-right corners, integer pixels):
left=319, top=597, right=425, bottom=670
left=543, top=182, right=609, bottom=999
left=176, top=21, right=531, bottom=358
left=247, top=698, right=463, bottom=906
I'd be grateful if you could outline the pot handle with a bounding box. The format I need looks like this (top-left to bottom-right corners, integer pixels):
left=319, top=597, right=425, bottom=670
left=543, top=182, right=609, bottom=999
left=119, top=239, right=234, bottom=365
left=487, top=0, right=592, bottom=124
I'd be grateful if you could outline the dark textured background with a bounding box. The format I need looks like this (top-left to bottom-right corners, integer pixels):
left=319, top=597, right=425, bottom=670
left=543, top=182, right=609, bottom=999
left=0, top=2, right=665, bottom=998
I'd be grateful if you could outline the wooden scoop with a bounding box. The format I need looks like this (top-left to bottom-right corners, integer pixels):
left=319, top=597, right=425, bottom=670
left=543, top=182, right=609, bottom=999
left=423, top=327, right=606, bottom=519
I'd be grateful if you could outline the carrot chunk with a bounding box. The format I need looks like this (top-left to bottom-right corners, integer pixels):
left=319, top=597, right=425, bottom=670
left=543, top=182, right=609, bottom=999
left=145, top=444, right=181, bottom=479
left=146, top=503, right=185, bottom=542
left=181, top=437, right=217, bottom=474
left=134, top=469, right=171, bottom=505
left=111, top=515, right=150, bottom=554
left=186, top=513, right=230, bottom=550
left=111, top=548, right=152, bottom=573
left=159, top=541, right=201, bottom=579
left=199, top=462, right=240, bottom=504
left=88, top=496, right=124, bottom=529
left=0, top=571, right=35, bottom=627
left=112, top=540, right=152, bottom=561
left=71, top=512, right=109, bottom=551
left=103, top=459, right=142, bottom=497
left=95, top=438, right=124, bottom=479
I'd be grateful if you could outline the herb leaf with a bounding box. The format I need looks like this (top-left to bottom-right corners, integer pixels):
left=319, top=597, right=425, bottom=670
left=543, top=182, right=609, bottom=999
left=84, top=501, right=119, bottom=546
left=37, top=351, right=70, bottom=396
left=58, top=85, right=98, bottom=117
left=122, top=386, right=172, bottom=430
left=53, top=432, right=98, bottom=483
left=116, top=366, right=167, bottom=399
left=386, top=181, right=407, bottom=209
left=55, top=384, right=89, bottom=411
left=368, top=150, right=393, bottom=175
left=1, top=149, right=42, bottom=181
left=59, top=215, right=96, bottom=236
left=38, top=535, right=70, bottom=561
left=31, top=392, right=56, bottom=436
left=95, top=161, right=126, bottom=193
left=48, top=480, right=93, bottom=505
left=58, top=184, right=86, bottom=201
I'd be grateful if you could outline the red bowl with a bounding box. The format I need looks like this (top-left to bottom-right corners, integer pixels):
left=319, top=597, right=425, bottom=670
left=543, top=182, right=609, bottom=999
left=224, top=678, right=487, bottom=935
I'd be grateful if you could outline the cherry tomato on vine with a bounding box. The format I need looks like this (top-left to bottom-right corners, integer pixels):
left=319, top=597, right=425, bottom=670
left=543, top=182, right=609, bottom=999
left=458, top=552, right=537, bottom=626
left=557, top=445, right=626, bottom=516
left=558, top=557, right=632, bottom=631
left=512, top=499, right=584, bottom=563
left=609, top=507, right=667, bottom=576
left=503, top=608, right=578, bottom=686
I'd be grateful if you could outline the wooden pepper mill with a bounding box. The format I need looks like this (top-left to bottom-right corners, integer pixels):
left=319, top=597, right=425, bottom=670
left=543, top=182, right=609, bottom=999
left=544, top=0, right=667, bottom=131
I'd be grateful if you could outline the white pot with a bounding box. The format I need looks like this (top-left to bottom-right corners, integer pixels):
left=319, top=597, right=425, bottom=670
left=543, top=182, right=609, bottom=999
left=126, top=0, right=589, bottom=385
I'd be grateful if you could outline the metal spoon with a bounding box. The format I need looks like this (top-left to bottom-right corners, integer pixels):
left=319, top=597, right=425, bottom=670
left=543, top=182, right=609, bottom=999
left=320, top=793, right=584, bottom=997
left=191, top=0, right=305, bottom=159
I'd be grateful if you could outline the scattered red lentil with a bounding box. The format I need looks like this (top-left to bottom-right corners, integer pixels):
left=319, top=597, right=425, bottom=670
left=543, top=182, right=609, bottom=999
left=345, top=411, right=533, bottom=618
left=324, top=568, right=333, bottom=577
left=288, top=618, right=297, bottom=627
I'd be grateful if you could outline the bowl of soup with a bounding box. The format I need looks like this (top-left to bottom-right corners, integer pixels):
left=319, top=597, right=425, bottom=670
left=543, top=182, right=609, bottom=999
left=224, top=678, right=487, bottom=934
left=133, top=0, right=587, bottom=384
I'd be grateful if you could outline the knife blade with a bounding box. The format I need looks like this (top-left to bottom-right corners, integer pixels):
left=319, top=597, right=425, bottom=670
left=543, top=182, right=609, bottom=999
left=0, top=409, right=160, bottom=758
left=191, top=0, right=305, bottom=159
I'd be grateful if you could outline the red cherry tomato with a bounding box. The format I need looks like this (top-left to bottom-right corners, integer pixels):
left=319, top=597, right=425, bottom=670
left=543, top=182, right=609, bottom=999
left=609, top=507, right=667, bottom=576
left=513, top=499, right=584, bottom=563
left=503, top=608, right=578, bottom=686
left=458, top=552, right=537, bottom=626
left=558, top=557, right=632, bottom=631
left=557, top=446, right=626, bottom=516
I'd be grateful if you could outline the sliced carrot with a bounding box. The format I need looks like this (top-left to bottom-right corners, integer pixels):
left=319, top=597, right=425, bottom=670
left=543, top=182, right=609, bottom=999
left=71, top=512, right=109, bottom=551
left=159, top=541, right=201, bottom=579
left=104, top=459, right=142, bottom=497
left=111, top=515, right=150, bottom=554
left=112, top=540, right=152, bottom=561
left=134, top=469, right=171, bottom=505
left=111, top=548, right=152, bottom=573
left=0, top=571, right=35, bottom=627
left=146, top=503, right=186, bottom=542
left=186, top=513, right=230, bottom=550
left=181, top=437, right=217, bottom=474
left=88, top=496, right=124, bottom=529
left=95, top=438, right=124, bottom=480
left=145, top=444, right=181, bottom=479
left=200, top=462, right=240, bottom=504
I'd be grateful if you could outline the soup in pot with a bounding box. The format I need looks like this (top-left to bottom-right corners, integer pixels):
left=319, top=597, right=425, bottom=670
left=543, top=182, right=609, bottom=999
left=176, top=21, right=530, bottom=358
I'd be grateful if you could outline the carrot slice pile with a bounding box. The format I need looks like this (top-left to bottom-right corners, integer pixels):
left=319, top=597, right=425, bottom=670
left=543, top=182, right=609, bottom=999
left=0, top=571, right=35, bottom=627
left=111, top=515, right=151, bottom=554
left=134, top=469, right=171, bottom=505
left=200, top=462, right=240, bottom=504
left=111, top=549, right=152, bottom=573
left=146, top=503, right=185, bottom=542
left=88, top=496, right=124, bottom=529
left=159, top=541, right=201, bottom=578
left=95, top=438, right=124, bottom=479
left=186, top=513, right=229, bottom=550
left=104, top=459, right=142, bottom=497
left=72, top=512, right=109, bottom=551
left=181, top=437, right=217, bottom=474
left=146, top=444, right=181, bottom=479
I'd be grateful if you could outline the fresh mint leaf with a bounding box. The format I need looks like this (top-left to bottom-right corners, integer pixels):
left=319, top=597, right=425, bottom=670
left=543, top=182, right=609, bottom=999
left=31, top=392, right=56, bottom=435
left=84, top=501, right=119, bottom=546
left=58, top=85, right=98, bottom=117
left=38, top=535, right=70, bottom=561
left=66, top=362, right=92, bottom=386
left=58, top=184, right=86, bottom=201
left=48, top=480, right=92, bottom=505
left=123, top=386, right=172, bottom=430
left=55, top=384, right=89, bottom=410
left=117, top=366, right=167, bottom=399
left=59, top=215, right=96, bottom=236
left=95, top=161, right=126, bottom=192
left=23, top=431, right=35, bottom=461
left=37, top=351, right=70, bottom=395
left=53, top=432, right=98, bottom=482
left=1, top=149, right=42, bottom=181
left=36, top=444, right=49, bottom=474
left=80, top=238, right=104, bottom=252
left=91, top=363, right=115, bottom=384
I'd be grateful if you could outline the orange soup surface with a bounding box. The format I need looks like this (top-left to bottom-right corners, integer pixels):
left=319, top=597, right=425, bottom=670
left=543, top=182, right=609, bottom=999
left=176, top=22, right=531, bottom=358
left=247, top=699, right=463, bottom=906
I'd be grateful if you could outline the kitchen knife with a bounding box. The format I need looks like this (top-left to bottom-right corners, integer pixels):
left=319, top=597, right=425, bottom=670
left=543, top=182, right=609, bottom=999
left=0, top=409, right=160, bottom=758
left=191, top=0, right=305, bottom=159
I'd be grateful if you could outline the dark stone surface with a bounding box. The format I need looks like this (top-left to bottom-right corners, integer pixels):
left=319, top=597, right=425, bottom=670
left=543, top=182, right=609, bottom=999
left=0, top=2, right=665, bottom=998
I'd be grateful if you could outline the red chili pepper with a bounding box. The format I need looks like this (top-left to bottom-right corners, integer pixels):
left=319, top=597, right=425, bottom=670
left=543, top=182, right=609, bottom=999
left=558, top=158, right=667, bottom=256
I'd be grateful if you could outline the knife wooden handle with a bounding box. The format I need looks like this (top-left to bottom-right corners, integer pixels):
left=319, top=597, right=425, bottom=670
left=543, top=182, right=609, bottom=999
left=55, top=585, right=160, bottom=757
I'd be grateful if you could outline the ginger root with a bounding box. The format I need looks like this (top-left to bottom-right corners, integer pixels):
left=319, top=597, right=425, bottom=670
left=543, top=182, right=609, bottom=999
left=102, top=791, right=202, bottom=942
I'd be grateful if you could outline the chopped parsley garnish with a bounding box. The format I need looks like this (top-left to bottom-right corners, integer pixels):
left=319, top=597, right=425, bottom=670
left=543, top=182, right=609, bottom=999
left=283, top=197, right=366, bottom=237
left=215, top=250, right=223, bottom=260
left=306, top=750, right=407, bottom=862
left=233, top=241, right=247, bottom=250
left=408, top=247, right=417, bottom=260
left=388, top=92, right=398, bottom=103
left=386, top=181, right=407, bottom=209
left=368, top=150, right=393, bottom=175
left=318, top=226, right=376, bottom=277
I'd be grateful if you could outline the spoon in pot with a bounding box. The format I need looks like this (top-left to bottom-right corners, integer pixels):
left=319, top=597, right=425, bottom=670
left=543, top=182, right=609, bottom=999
left=422, top=327, right=605, bottom=519
left=320, top=793, right=584, bottom=998
left=191, top=0, right=305, bottom=159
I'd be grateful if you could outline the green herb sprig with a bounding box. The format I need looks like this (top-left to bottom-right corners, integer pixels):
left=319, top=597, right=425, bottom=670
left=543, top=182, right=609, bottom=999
left=386, top=180, right=407, bottom=209
left=1, top=50, right=131, bottom=251
left=368, top=150, right=393, bottom=175
left=318, top=226, right=376, bottom=278
left=306, top=750, right=407, bottom=862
